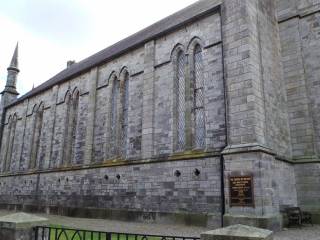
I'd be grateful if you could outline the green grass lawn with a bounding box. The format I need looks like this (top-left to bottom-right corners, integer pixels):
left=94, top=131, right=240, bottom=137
left=45, top=225, right=167, bottom=240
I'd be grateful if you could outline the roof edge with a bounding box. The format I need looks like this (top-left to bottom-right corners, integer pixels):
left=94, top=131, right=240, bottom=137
left=6, top=1, right=221, bottom=109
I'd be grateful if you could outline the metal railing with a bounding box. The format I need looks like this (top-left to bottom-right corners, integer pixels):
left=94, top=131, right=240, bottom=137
left=34, top=226, right=201, bottom=240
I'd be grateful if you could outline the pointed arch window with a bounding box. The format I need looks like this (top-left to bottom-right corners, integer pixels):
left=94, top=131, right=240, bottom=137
left=30, top=105, right=44, bottom=169
left=175, top=50, right=186, bottom=151
left=4, top=115, right=17, bottom=172
left=70, top=91, right=79, bottom=163
left=172, top=41, right=206, bottom=152
left=192, top=45, right=205, bottom=149
left=62, top=93, right=72, bottom=165
left=120, top=73, right=129, bottom=157
left=110, top=78, right=120, bottom=157
left=63, top=91, right=79, bottom=165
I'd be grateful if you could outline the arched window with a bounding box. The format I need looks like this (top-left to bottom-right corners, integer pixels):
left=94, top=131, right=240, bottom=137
left=120, top=73, right=129, bottom=157
left=110, top=78, right=120, bottom=157
left=62, top=93, right=72, bottom=165
left=70, top=92, right=79, bottom=163
left=30, top=104, right=44, bottom=169
left=175, top=50, right=186, bottom=151
left=63, top=91, right=79, bottom=165
left=4, top=115, right=17, bottom=172
left=192, top=45, right=205, bottom=149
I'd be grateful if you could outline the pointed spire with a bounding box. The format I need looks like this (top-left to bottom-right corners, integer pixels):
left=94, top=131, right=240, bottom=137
left=1, top=42, right=20, bottom=97
left=8, top=42, right=19, bottom=71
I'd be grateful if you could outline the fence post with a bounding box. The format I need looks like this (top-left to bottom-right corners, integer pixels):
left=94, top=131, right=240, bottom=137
left=200, top=224, right=273, bottom=240
left=0, top=212, right=48, bottom=240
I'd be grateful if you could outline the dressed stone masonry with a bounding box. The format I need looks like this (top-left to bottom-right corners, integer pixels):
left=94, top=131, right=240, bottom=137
left=0, top=0, right=319, bottom=230
left=0, top=212, right=48, bottom=240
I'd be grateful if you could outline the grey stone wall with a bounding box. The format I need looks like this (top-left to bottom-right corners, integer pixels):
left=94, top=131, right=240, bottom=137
left=277, top=0, right=320, bottom=160
left=294, top=163, right=320, bottom=212
left=0, top=7, right=226, bottom=172
left=0, top=0, right=319, bottom=228
left=258, top=0, right=292, bottom=157
left=277, top=0, right=320, bottom=219
left=0, top=4, right=226, bottom=225
left=0, top=157, right=222, bottom=226
left=224, top=152, right=297, bottom=217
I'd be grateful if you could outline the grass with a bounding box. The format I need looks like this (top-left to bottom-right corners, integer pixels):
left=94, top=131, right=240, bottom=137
left=44, top=225, right=170, bottom=240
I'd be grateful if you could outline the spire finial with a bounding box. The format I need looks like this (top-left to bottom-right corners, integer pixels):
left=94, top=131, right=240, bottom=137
left=8, top=42, right=19, bottom=71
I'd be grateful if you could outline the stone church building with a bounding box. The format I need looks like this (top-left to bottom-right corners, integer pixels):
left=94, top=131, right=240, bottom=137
left=0, top=0, right=319, bottom=230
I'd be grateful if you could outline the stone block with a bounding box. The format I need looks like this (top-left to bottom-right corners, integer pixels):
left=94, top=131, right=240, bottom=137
left=0, top=212, right=48, bottom=240
left=223, top=214, right=282, bottom=232
left=201, top=224, right=273, bottom=240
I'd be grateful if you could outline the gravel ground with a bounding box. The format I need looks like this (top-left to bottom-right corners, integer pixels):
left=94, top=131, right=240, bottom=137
left=0, top=210, right=319, bottom=239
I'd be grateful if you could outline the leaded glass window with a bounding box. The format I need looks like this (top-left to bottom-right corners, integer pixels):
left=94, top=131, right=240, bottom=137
left=62, top=92, right=79, bottom=166
left=30, top=106, right=44, bottom=169
left=176, top=51, right=186, bottom=151
left=4, top=115, right=17, bottom=172
left=121, top=73, right=129, bottom=157
left=63, top=93, right=72, bottom=165
left=3, top=119, right=12, bottom=172
left=70, top=93, right=79, bottom=163
left=193, top=45, right=205, bottom=148
left=110, top=78, right=119, bottom=156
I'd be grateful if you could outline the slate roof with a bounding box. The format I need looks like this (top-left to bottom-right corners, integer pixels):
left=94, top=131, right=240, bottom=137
left=9, top=0, right=220, bottom=107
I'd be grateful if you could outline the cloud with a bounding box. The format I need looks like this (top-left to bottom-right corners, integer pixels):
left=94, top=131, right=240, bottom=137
left=0, top=15, right=67, bottom=95
left=0, top=0, right=93, bottom=46
left=0, top=0, right=199, bottom=96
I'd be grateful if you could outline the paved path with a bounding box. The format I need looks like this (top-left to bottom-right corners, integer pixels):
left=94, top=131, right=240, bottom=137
left=0, top=210, right=319, bottom=239
left=274, top=226, right=320, bottom=240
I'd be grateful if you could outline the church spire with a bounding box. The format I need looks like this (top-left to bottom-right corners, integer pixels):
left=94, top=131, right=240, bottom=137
left=8, top=42, right=19, bottom=71
left=2, top=43, right=20, bottom=96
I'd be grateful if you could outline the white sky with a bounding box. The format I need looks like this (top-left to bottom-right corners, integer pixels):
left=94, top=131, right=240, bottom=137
left=0, top=0, right=198, bottom=96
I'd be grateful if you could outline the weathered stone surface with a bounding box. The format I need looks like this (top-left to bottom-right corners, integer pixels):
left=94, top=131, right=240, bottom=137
left=0, top=212, right=47, bottom=229
left=0, top=0, right=318, bottom=229
left=201, top=224, right=273, bottom=240
left=0, top=212, right=47, bottom=240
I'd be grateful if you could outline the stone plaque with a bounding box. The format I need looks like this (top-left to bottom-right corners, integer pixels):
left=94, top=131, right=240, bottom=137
left=229, top=175, right=254, bottom=207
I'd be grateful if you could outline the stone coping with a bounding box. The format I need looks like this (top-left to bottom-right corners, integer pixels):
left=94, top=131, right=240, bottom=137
left=201, top=224, right=273, bottom=239
left=0, top=212, right=48, bottom=229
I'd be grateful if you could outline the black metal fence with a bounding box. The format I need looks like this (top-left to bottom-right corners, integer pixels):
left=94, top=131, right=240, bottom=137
left=34, top=226, right=201, bottom=240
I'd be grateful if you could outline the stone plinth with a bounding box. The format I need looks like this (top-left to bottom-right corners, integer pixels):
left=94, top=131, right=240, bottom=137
left=0, top=212, right=48, bottom=240
left=201, top=224, right=273, bottom=240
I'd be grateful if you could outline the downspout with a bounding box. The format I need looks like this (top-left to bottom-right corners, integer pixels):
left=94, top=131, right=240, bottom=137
left=218, top=4, right=228, bottom=228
